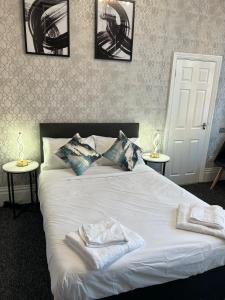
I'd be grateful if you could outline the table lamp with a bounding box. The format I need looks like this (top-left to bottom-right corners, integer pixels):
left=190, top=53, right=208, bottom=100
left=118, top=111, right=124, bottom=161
left=150, top=130, right=161, bottom=158
left=16, top=132, right=28, bottom=167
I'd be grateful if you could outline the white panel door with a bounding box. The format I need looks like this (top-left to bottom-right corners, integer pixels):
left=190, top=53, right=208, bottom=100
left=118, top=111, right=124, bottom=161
left=165, top=58, right=217, bottom=185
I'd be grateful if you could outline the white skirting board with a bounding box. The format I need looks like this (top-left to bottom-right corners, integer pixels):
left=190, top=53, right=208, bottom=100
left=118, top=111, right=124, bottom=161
left=0, top=185, right=34, bottom=207
left=0, top=168, right=223, bottom=207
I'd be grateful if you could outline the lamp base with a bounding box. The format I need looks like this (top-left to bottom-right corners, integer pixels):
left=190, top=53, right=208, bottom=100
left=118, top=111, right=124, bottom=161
left=16, top=160, right=28, bottom=167
left=150, top=152, right=160, bottom=158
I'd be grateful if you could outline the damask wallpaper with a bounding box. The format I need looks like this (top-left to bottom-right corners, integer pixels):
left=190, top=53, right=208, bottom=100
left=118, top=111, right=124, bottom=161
left=0, top=0, right=225, bottom=187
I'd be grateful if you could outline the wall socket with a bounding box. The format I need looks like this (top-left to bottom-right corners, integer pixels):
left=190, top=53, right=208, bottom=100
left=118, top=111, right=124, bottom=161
left=219, top=128, right=225, bottom=133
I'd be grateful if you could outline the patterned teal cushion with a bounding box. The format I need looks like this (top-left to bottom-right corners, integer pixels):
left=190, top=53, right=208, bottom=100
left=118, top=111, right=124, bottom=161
left=103, top=131, right=142, bottom=171
left=56, top=134, right=101, bottom=176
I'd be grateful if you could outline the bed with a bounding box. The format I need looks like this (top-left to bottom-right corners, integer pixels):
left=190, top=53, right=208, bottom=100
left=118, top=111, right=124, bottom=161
left=39, top=123, right=225, bottom=300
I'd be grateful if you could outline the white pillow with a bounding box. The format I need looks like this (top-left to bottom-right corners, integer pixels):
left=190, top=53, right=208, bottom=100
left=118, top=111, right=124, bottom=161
left=93, top=135, right=141, bottom=166
left=93, top=136, right=116, bottom=166
left=42, top=136, right=95, bottom=170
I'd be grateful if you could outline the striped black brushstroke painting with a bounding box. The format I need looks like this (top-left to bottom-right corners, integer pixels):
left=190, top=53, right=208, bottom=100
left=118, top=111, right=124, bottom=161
left=95, top=0, right=135, bottom=62
left=23, top=0, right=70, bottom=57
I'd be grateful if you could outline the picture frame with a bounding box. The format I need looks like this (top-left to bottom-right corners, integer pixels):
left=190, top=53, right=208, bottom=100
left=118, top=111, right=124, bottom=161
left=22, top=0, right=70, bottom=57
left=95, top=0, right=135, bottom=62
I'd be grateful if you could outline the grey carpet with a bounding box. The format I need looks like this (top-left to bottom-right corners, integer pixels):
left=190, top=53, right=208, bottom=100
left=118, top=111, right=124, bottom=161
left=0, top=206, right=53, bottom=300
left=183, top=181, right=225, bottom=208
left=0, top=181, right=225, bottom=300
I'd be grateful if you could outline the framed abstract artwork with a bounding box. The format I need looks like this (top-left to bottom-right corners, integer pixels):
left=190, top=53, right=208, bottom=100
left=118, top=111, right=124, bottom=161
left=95, top=0, right=135, bottom=62
left=23, top=0, right=70, bottom=57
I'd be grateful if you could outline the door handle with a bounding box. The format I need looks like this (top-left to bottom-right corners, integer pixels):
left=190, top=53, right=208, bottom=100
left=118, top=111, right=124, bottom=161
left=202, top=123, right=207, bottom=130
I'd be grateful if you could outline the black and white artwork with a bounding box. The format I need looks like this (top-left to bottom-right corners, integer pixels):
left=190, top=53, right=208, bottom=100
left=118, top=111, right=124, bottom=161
left=23, top=0, right=70, bottom=57
left=95, top=0, right=135, bottom=62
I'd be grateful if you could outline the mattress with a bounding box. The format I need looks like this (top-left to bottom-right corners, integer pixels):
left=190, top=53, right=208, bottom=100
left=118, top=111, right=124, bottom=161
left=38, top=165, right=225, bottom=300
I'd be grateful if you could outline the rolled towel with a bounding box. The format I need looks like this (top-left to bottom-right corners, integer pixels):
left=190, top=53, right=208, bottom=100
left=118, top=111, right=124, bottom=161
left=176, top=204, right=225, bottom=240
left=79, top=218, right=128, bottom=248
left=66, top=225, right=144, bottom=270
left=189, top=205, right=225, bottom=230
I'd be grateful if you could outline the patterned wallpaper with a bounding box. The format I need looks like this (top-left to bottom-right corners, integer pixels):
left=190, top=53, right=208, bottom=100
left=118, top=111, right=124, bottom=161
left=0, top=0, right=225, bottom=186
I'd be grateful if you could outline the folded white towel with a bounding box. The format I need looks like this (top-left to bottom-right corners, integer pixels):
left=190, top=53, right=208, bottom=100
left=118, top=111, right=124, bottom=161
left=189, top=205, right=225, bottom=230
left=79, top=218, right=128, bottom=248
left=176, top=204, right=225, bottom=240
left=66, top=225, right=144, bottom=270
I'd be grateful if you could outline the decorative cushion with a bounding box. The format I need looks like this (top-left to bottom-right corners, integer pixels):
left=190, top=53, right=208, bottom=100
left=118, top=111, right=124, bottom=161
left=42, top=136, right=95, bottom=170
left=103, top=131, right=142, bottom=171
left=93, top=136, right=117, bottom=166
left=56, top=134, right=101, bottom=175
left=93, top=136, right=141, bottom=166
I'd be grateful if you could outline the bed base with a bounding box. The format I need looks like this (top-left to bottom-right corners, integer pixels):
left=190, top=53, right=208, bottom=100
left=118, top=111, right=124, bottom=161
left=102, top=265, right=225, bottom=300
left=39, top=123, right=225, bottom=300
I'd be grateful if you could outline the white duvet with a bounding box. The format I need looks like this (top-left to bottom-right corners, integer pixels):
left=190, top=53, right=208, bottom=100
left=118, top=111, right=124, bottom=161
left=39, top=165, right=225, bottom=300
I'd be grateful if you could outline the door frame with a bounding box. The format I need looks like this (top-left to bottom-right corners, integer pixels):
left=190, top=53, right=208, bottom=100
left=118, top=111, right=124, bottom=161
left=163, top=52, right=222, bottom=183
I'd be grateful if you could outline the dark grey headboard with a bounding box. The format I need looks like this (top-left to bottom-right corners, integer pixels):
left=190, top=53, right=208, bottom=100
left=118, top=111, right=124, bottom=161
left=39, top=123, right=139, bottom=162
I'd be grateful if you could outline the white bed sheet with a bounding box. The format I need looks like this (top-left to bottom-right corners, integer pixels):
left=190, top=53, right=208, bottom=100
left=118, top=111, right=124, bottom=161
left=39, top=165, right=225, bottom=300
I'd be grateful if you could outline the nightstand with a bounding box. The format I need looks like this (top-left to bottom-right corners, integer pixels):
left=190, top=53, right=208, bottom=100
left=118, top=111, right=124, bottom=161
left=2, top=161, right=39, bottom=218
left=142, top=153, right=170, bottom=176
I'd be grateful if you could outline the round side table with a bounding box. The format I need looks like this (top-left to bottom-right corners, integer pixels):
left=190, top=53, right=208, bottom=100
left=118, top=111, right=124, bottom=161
left=3, top=161, right=39, bottom=218
left=142, top=153, right=170, bottom=176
